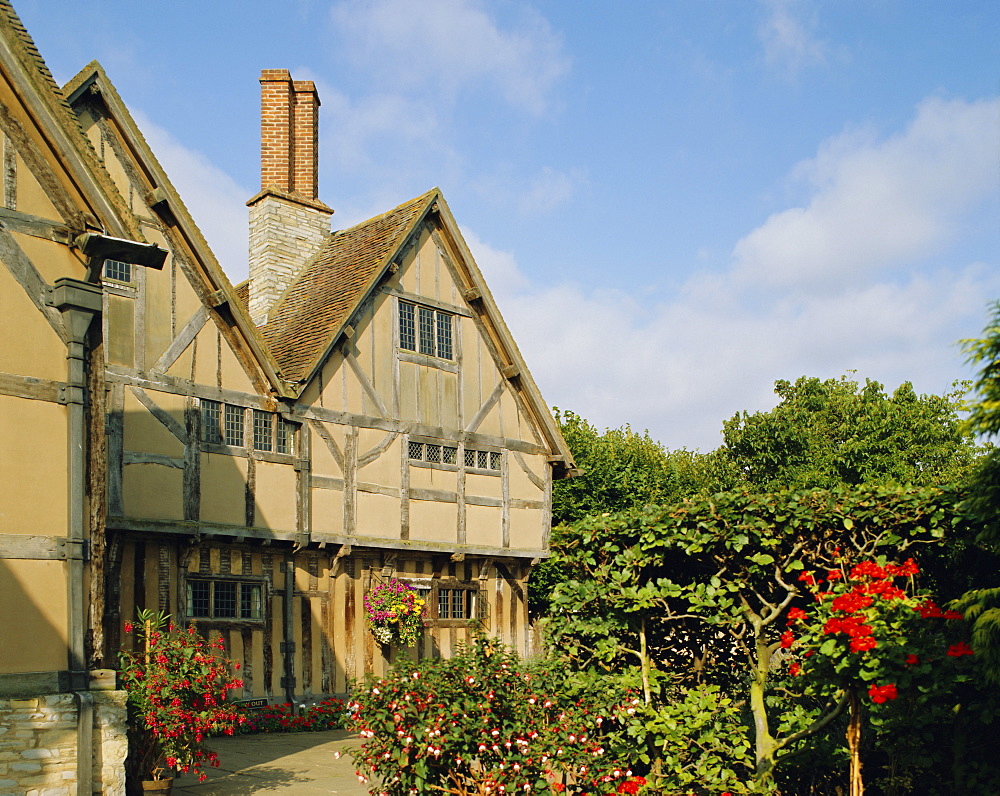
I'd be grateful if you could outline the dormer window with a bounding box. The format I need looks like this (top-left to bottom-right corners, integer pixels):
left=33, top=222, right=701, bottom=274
left=399, top=301, right=453, bottom=360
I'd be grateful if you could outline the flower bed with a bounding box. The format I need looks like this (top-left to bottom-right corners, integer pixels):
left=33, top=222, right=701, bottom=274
left=229, top=697, right=346, bottom=734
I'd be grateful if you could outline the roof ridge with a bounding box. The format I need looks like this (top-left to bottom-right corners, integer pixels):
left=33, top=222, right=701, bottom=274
left=331, top=187, right=439, bottom=237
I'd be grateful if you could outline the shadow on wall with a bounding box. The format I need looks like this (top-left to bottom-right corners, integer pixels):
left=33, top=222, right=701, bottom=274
left=0, top=557, right=68, bottom=678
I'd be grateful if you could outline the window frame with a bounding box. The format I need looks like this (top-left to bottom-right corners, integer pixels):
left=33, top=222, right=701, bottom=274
left=398, top=300, right=454, bottom=361
left=428, top=580, right=479, bottom=627
left=102, top=258, right=134, bottom=285
left=185, top=576, right=266, bottom=624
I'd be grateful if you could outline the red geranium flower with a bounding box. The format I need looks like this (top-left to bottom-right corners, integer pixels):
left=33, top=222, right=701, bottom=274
left=947, top=642, right=974, bottom=657
left=868, top=683, right=897, bottom=704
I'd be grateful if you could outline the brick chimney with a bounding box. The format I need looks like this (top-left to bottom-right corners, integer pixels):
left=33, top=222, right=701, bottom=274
left=248, top=69, right=333, bottom=324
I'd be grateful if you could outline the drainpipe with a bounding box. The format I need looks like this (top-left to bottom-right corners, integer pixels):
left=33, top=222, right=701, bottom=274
left=47, top=277, right=103, bottom=796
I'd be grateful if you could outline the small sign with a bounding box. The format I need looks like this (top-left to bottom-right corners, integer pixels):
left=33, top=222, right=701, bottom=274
left=235, top=698, right=268, bottom=709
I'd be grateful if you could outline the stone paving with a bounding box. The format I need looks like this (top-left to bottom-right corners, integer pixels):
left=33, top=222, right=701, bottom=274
left=172, top=730, right=370, bottom=795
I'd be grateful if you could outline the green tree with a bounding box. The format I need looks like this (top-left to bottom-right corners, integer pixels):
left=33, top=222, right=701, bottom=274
left=552, top=409, right=727, bottom=526
left=953, top=302, right=1000, bottom=684
left=544, top=484, right=965, bottom=788
left=534, top=410, right=727, bottom=616
left=720, top=375, right=982, bottom=492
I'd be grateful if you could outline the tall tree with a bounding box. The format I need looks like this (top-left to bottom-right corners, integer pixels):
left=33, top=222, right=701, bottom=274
left=720, top=375, right=982, bottom=492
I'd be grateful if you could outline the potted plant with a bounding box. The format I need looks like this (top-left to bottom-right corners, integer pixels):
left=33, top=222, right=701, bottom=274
left=364, top=578, right=425, bottom=645
left=119, top=608, right=245, bottom=792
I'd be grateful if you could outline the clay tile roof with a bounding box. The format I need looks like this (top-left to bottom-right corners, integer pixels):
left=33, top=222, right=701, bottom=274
left=259, top=188, right=436, bottom=383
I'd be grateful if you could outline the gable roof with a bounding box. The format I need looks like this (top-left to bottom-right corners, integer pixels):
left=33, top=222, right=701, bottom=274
left=61, top=61, right=289, bottom=399
left=0, top=1, right=141, bottom=241
left=258, top=189, right=435, bottom=383
left=240, top=187, right=575, bottom=473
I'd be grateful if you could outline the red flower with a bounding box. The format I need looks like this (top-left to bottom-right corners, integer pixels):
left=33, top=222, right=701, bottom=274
left=789, top=662, right=802, bottom=677
left=947, top=642, right=974, bottom=657
left=905, top=654, right=919, bottom=665
left=868, top=683, right=898, bottom=704
left=786, top=607, right=807, bottom=625
left=850, top=636, right=877, bottom=653
left=780, top=631, right=795, bottom=649
left=798, top=572, right=816, bottom=587
left=827, top=570, right=843, bottom=580
left=123, top=621, right=133, bottom=633
left=553, top=785, right=565, bottom=793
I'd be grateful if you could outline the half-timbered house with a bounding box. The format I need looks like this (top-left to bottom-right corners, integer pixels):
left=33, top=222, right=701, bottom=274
left=65, top=62, right=575, bottom=703
left=1, top=14, right=574, bottom=782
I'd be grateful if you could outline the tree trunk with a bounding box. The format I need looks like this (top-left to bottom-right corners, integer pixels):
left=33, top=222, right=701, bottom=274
left=847, top=689, right=863, bottom=796
left=751, top=632, right=778, bottom=787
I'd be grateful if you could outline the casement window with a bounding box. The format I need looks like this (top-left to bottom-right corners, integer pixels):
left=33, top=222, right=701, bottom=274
left=187, top=578, right=263, bottom=620
left=429, top=583, right=479, bottom=623
left=201, top=399, right=223, bottom=444
left=252, top=411, right=297, bottom=455
left=410, top=440, right=499, bottom=472
left=438, top=588, right=472, bottom=619
left=399, top=301, right=453, bottom=360
left=463, top=447, right=502, bottom=472
left=275, top=417, right=295, bottom=455
left=203, top=402, right=296, bottom=455
left=224, top=404, right=244, bottom=446
left=103, top=259, right=133, bottom=284
left=252, top=410, right=272, bottom=452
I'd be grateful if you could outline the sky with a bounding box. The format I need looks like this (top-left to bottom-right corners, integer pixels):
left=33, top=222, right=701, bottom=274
left=17, top=0, right=1000, bottom=451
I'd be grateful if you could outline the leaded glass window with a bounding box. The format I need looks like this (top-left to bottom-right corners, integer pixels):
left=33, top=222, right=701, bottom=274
left=224, top=405, right=244, bottom=447
left=252, top=410, right=272, bottom=452
left=187, top=580, right=262, bottom=620
left=201, top=400, right=222, bottom=444
left=399, top=301, right=416, bottom=351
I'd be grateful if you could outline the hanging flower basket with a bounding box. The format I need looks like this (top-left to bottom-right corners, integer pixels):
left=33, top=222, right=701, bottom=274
left=365, top=579, right=425, bottom=646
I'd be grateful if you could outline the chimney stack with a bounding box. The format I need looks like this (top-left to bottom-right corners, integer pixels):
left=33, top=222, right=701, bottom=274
left=248, top=69, right=332, bottom=325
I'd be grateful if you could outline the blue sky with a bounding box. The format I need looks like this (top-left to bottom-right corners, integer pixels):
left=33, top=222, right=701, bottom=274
left=18, top=0, right=1000, bottom=450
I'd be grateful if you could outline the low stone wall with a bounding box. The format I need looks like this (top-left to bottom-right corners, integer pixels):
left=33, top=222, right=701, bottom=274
left=0, top=690, right=126, bottom=796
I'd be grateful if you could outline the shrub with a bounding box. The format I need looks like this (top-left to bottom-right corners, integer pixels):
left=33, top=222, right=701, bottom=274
left=120, top=609, right=244, bottom=782
left=348, top=634, right=637, bottom=795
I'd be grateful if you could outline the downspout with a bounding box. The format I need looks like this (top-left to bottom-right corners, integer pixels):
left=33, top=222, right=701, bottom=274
left=48, top=277, right=103, bottom=796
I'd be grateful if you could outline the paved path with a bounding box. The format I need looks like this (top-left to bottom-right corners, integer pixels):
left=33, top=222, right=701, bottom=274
left=172, top=730, right=370, bottom=795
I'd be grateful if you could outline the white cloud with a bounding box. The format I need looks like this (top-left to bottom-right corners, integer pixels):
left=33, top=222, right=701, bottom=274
left=517, top=166, right=587, bottom=215
left=133, top=110, right=252, bottom=282
left=757, top=0, right=829, bottom=76
left=329, top=0, right=570, bottom=115
left=732, top=96, right=1000, bottom=291
left=467, top=96, right=1000, bottom=451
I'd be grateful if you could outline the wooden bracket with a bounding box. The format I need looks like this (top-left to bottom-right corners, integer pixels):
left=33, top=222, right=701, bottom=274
left=330, top=544, right=352, bottom=578
left=463, top=287, right=481, bottom=302
left=501, top=364, right=520, bottom=380
left=206, top=289, right=228, bottom=308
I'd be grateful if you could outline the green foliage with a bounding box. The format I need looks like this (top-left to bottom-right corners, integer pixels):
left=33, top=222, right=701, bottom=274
left=720, top=375, right=982, bottom=492
left=552, top=409, right=726, bottom=526
left=544, top=484, right=965, bottom=785
left=629, top=683, right=755, bottom=793
left=347, top=635, right=638, bottom=795
left=536, top=409, right=726, bottom=615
